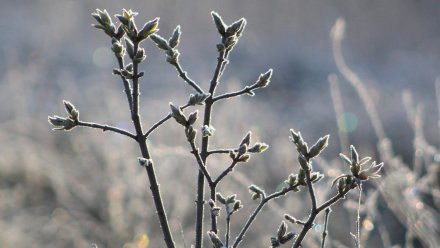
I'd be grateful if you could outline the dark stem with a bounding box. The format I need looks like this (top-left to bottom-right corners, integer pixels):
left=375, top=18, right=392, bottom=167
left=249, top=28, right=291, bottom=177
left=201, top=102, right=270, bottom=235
left=293, top=188, right=351, bottom=248
left=354, top=184, right=363, bottom=248
left=292, top=161, right=318, bottom=248
left=232, top=186, right=294, bottom=248
left=212, top=84, right=258, bottom=102
left=116, top=57, right=134, bottom=114
left=174, top=62, right=204, bottom=94
left=130, top=41, right=175, bottom=248
left=207, top=148, right=234, bottom=156
left=188, top=141, right=213, bottom=185
left=76, top=120, right=136, bottom=140
left=214, top=160, right=238, bottom=185
left=321, top=208, right=332, bottom=248
left=225, top=207, right=232, bottom=247
left=144, top=104, right=190, bottom=139
left=195, top=49, right=228, bottom=248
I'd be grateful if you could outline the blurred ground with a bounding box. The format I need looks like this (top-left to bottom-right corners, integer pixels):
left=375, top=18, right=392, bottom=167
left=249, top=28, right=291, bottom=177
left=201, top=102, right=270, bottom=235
left=1, top=0, right=439, bottom=247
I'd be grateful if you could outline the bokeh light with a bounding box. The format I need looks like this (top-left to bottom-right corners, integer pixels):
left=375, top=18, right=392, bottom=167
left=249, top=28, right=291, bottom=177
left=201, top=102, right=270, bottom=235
left=93, top=46, right=114, bottom=68
left=362, top=219, right=374, bottom=231
left=337, top=112, right=358, bottom=133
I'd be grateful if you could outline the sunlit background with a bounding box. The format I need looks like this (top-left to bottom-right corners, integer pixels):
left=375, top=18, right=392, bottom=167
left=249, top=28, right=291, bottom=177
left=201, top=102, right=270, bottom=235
left=1, top=0, right=439, bottom=247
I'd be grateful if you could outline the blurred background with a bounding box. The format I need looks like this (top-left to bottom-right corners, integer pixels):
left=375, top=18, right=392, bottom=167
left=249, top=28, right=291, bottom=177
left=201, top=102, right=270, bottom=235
left=1, top=0, right=439, bottom=247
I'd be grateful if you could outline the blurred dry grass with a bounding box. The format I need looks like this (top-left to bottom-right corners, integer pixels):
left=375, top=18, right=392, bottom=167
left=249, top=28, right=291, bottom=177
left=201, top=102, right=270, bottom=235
left=1, top=0, right=440, bottom=247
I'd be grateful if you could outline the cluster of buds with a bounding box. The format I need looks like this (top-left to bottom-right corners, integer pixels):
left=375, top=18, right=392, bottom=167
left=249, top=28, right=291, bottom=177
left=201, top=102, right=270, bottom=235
left=91, top=9, right=123, bottom=39
left=188, top=92, right=210, bottom=106
left=290, top=129, right=330, bottom=164
left=150, top=26, right=181, bottom=65
left=216, top=193, right=243, bottom=214
left=207, top=193, right=243, bottom=248
left=248, top=184, right=266, bottom=200
left=229, top=132, right=269, bottom=163
left=340, top=145, right=383, bottom=180
left=114, top=9, right=159, bottom=42
left=251, top=69, right=273, bottom=91
left=93, top=8, right=159, bottom=74
left=243, top=69, right=274, bottom=96
left=333, top=145, right=383, bottom=195
left=48, top=101, right=79, bottom=131
left=284, top=168, right=323, bottom=190
left=270, top=221, right=296, bottom=247
left=211, top=11, right=247, bottom=51
left=169, top=103, right=198, bottom=143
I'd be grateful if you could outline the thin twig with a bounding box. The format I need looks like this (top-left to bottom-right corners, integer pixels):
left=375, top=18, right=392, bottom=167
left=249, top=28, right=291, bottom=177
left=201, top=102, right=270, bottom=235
left=212, top=85, right=258, bottom=102
left=225, top=206, right=232, bottom=247
left=174, top=62, right=204, bottom=94
left=294, top=188, right=351, bottom=248
left=207, top=148, right=235, bottom=156
left=213, top=160, right=238, bottom=185
left=321, top=208, right=332, bottom=248
left=116, top=57, right=134, bottom=114
left=232, top=186, right=295, bottom=248
left=76, top=120, right=137, bottom=140
left=130, top=40, right=176, bottom=248
left=354, top=183, right=363, bottom=248
left=144, top=103, right=191, bottom=139
left=188, top=139, right=213, bottom=185
left=195, top=49, right=229, bottom=246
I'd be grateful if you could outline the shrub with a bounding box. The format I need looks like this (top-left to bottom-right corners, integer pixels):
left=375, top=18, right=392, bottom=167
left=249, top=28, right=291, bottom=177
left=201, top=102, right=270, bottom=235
left=49, top=9, right=383, bottom=248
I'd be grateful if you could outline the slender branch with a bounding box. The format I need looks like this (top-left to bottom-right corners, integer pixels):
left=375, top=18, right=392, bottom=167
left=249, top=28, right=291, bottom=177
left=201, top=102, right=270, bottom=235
left=321, top=208, right=332, bottom=248
left=174, top=62, right=204, bottom=94
left=195, top=49, right=229, bottom=248
left=213, top=160, right=238, bottom=185
left=354, top=184, right=363, bottom=248
left=212, top=84, right=258, bottom=102
left=232, top=186, right=295, bottom=248
left=293, top=186, right=350, bottom=248
left=188, top=140, right=213, bottom=185
left=207, top=148, right=234, bottom=156
left=305, top=167, right=318, bottom=212
left=130, top=40, right=176, bottom=248
left=225, top=206, right=232, bottom=247
left=76, top=120, right=137, bottom=140
left=144, top=104, right=191, bottom=139
left=116, top=57, right=134, bottom=114
left=316, top=189, right=350, bottom=213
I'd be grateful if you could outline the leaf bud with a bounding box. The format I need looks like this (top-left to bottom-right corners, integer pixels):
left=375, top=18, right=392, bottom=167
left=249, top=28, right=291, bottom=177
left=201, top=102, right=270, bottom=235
left=237, top=154, right=250, bottom=163
left=238, top=144, right=247, bottom=156
left=308, top=135, right=330, bottom=158
left=138, top=17, right=159, bottom=41
left=298, top=154, right=310, bottom=170
left=211, top=11, right=226, bottom=36
left=125, top=38, right=135, bottom=59
left=240, top=131, right=251, bottom=146
left=201, top=125, right=215, bottom=137
left=168, top=25, right=181, bottom=48
left=138, top=157, right=152, bottom=167
left=188, top=93, right=210, bottom=105
left=233, top=200, right=242, bottom=211
left=247, top=142, right=269, bottom=153
left=187, top=110, right=198, bottom=126
left=150, top=34, right=170, bottom=50
left=169, top=103, right=187, bottom=126
left=207, top=231, right=224, bottom=248
left=226, top=194, right=236, bottom=204
left=216, top=192, right=226, bottom=204
left=226, top=18, right=246, bottom=37
left=185, top=126, right=197, bottom=143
